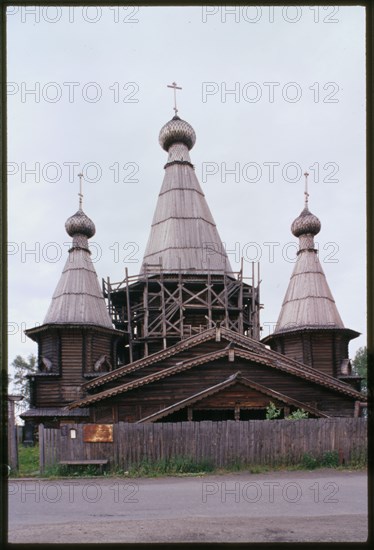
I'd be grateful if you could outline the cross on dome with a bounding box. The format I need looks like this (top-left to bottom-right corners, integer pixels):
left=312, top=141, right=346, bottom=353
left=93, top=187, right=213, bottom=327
left=304, top=171, right=309, bottom=207
left=78, top=172, right=84, bottom=209
left=167, top=81, right=182, bottom=115
left=65, top=171, right=95, bottom=241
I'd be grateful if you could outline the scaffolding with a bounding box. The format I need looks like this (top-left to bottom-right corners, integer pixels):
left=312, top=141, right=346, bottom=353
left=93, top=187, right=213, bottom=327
left=103, top=260, right=262, bottom=364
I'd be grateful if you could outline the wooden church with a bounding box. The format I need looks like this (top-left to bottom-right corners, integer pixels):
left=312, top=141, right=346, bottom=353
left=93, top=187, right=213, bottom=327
left=22, top=87, right=364, bottom=431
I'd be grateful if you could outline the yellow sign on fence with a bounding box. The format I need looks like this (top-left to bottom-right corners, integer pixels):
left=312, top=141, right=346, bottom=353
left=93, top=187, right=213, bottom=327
left=83, top=424, right=113, bottom=443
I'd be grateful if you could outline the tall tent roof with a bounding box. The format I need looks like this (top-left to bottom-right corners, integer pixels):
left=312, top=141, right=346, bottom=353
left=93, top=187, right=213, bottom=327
left=273, top=193, right=345, bottom=334
left=141, top=115, right=233, bottom=274
left=43, top=208, right=113, bottom=329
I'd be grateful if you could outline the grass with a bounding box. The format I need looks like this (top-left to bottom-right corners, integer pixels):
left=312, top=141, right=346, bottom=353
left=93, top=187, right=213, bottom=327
left=17, top=444, right=40, bottom=477
left=15, top=445, right=367, bottom=478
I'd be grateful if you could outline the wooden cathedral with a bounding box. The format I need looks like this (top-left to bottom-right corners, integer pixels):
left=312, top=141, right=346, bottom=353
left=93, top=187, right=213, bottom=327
left=22, top=86, right=364, bottom=430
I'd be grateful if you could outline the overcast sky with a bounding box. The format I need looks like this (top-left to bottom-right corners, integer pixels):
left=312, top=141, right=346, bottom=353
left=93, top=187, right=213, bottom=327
left=7, top=5, right=366, bottom=381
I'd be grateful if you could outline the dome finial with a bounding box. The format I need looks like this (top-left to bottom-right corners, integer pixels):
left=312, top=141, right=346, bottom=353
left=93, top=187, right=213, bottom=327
left=291, top=171, right=321, bottom=240
left=65, top=171, right=95, bottom=245
left=167, top=81, right=182, bottom=116
left=304, top=171, right=309, bottom=208
left=78, top=172, right=84, bottom=210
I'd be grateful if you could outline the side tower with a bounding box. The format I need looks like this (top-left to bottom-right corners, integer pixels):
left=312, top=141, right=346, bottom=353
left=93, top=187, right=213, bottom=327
left=104, top=85, right=261, bottom=362
left=263, top=173, right=360, bottom=389
left=23, top=180, right=123, bottom=426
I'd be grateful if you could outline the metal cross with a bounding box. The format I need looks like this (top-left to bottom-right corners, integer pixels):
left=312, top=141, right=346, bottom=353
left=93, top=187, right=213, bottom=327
left=167, top=81, right=182, bottom=115
left=304, top=171, right=309, bottom=207
left=78, top=172, right=84, bottom=209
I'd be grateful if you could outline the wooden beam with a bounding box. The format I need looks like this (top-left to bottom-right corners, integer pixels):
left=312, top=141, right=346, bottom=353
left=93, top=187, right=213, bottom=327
left=125, top=267, right=133, bottom=363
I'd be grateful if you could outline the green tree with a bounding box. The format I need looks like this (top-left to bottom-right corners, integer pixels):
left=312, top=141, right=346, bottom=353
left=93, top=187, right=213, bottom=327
left=352, top=346, right=367, bottom=393
left=10, top=354, right=37, bottom=412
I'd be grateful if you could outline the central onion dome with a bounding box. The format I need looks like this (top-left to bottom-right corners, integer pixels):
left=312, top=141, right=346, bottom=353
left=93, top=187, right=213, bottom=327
left=65, top=209, right=96, bottom=239
left=159, top=115, right=196, bottom=151
left=291, top=206, right=321, bottom=237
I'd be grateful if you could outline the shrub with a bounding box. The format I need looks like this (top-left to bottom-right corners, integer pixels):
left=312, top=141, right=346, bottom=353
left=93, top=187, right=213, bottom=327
left=321, top=450, right=339, bottom=468
left=266, top=402, right=281, bottom=420
left=301, top=452, right=318, bottom=469
left=285, top=409, right=309, bottom=420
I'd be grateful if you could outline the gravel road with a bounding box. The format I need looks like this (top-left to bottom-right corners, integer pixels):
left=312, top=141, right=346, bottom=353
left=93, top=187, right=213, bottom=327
left=8, top=469, right=367, bottom=543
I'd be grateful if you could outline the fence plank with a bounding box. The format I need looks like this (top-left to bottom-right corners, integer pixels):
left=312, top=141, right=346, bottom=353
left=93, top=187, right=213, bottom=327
left=40, top=418, right=367, bottom=470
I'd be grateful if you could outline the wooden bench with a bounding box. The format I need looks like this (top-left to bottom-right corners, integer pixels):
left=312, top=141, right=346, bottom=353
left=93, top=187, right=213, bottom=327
left=59, top=459, right=108, bottom=474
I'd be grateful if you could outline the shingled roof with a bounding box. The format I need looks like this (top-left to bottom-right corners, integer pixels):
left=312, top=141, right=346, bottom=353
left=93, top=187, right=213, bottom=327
left=69, top=326, right=362, bottom=409
left=42, top=208, right=113, bottom=329
left=141, top=115, right=232, bottom=274
left=273, top=195, right=347, bottom=334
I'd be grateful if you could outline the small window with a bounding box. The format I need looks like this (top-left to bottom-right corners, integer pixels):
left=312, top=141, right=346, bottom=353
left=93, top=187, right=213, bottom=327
left=70, top=428, right=77, bottom=439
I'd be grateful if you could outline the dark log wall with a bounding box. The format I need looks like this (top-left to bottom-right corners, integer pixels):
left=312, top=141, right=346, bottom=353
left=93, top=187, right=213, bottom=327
left=310, top=333, right=334, bottom=376
left=269, top=330, right=353, bottom=378
left=33, top=328, right=115, bottom=408
left=92, top=357, right=356, bottom=422
left=34, top=378, right=62, bottom=408
left=39, top=331, right=59, bottom=371
left=88, top=331, right=114, bottom=372
left=282, top=334, right=304, bottom=364
left=334, top=333, right=350, bottom=373
left=195, top=383, right=271, bottom=409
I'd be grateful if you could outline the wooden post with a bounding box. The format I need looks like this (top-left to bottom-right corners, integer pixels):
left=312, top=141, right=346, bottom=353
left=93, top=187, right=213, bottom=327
left=256, top=262, right=261, bottom=339
left=106, top=276, right=112, bottom=317
left=251, top=261, right=255, bottom=338
left=207, top=268, right=212, bottom=327
left=125, top=268, right=133, bottom=363
left=143, top=268, right=149, bottom=357
left=7, top=395, right=24, bottom=473
left=224, top=271, right=229, bottom=328
left=178, top=258, right=184, bottom=339
left=160, top=260, right=167, bottom=349
left=39, top=423, right=45, bottom=474
left=238, top=258, right=244, bottom=333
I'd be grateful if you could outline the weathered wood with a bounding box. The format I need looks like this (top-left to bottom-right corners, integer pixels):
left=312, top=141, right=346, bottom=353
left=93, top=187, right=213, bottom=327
left=59, top=460, right=108, bottom=465
left=39, top=418, right=367, bottom=470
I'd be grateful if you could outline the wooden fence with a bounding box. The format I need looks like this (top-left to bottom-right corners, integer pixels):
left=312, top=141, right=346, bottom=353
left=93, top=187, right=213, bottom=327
left=39, top=418, right=367, bottom=472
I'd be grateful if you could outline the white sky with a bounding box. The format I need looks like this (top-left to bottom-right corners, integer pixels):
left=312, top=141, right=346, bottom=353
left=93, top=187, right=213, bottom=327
left=6, top=5, right=366, bottom=380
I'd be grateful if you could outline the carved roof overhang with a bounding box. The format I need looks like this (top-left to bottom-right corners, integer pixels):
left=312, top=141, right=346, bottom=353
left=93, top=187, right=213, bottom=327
left=20, top=407, right=90, bottom=419
left=82, top=327, right=217, bottom=390
left=262, top=326, right=360, bottom=344
left=79, top=325, right=363, bottom=398
left=69, top=334, right=362, bottom=409
left=25, top=323, right=124, bottom=342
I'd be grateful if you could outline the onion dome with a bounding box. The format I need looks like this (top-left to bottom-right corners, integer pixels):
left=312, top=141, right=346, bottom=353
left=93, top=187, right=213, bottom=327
left=159, top=115, right=196, bottom=151
left=291, top=206, right=321, bottom=237
left=65, top=209, right=96, bottom=239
